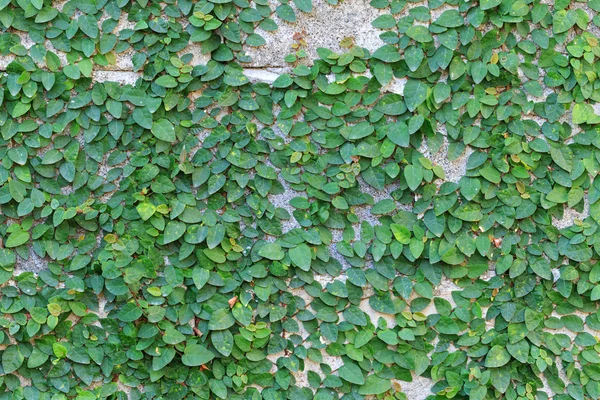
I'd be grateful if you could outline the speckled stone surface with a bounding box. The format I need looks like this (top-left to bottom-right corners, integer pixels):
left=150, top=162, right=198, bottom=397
left=243, top=0, right=386, bottom=67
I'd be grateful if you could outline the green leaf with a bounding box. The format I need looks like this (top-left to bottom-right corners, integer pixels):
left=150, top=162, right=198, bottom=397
left=223, top=68, right=250, bottom=86
left=27, top=348, right=48, bottom=368
left=5, top=229, right=29, bottom=248
left=404, top=164, right=423, bottom=190
left=276, top=4, right=296, bottom=22
left=245, top=34, right=266, bottom=47
left=272, top=74, right=293, bottom=88
left=341, top=121, right=374, bottom=140
left=591, top=286, right=600, bottom=301
left=212, top=330, right=234, bottom=356
left=209, top=309, right=236, bottom=330
left=358, top=375, right=391, bottom=395
left=163, top=327, right=186, bottom=345
left=132, top=107, right=153, bottom=129
left=99, top=34, right=117, bottom=54
left=434, top=10, right=463, bottom=27
left=78, top=15, right=99, bottom=38
left=372, top=45, right=401, bottom=63
left=406, top=25, right=432, bottom=43
left=436, top=316, right=459, bottom=334
left=339, top=363, right=365, bottom=385
left=289, top=244, right=312, bottom=271
left=550, top=145, right=573, bottom=172
left=451, top=203, right=483, bottom=221
left=151, top=119, right=176, bottom=143
left=11, top=102, right=30, bottom=118
left=471, top=61, right=487, bottom=84
left=371, top=199, right=396, bottom=214
left=506, top=340, right=529, bottom=364
left=70, top=254, right=91, bottom=271
left=164, top=221, right=186, bottom=244
left=404, top=46, right=424, bottom=71
left=206, top=224, right=225, bottom=249
left=207, top=175, right=226, bottom=194
left=293, top=0, right=312, bottom=12
left=480, top=165, right=501, bottom=183
left=232, top=303, right=253, bottom=325
left=404, top=79, right=428, bottom=112
left=390, top=224, right=411, bottom=244
left=485, top=345, right=511, bottom=368
left=564, top=243, right=592, bottom=262
left=155, top=75, right=178, bottom=88
left=182, top=344, right=215, bottom=366
left=136, top=202, right=156, bottom=221
left=192, top=268, right=210, bottom=290
left=152, top=347, right=175, bottom=371
left=35, top=7, right=58, bottom=23
left=118, top=303, right=143, bottom=322
left=2, top=346, right=24, bottom=373
left=376, top=95, right=406, bottom=116
left=553, top=10, right=577, bottom=33
left=480, top=0, right=502, bottom=10
left=52, top=343, right=67, bottom=358
left=0, top=249, right=15, bottom=270
left=258, top=243, right=284, bottom=260
left=371, top=15, right=396, bottom=29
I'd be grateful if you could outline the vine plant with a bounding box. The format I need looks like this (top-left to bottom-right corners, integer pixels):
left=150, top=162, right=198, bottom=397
left=0, top=0, right=599, bottom=399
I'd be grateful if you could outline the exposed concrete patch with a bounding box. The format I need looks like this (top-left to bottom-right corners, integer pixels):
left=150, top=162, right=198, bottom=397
left=328, top=242, right=354, bottom=269
left=419, top=133, right=472, bottom=184
left=292, top=356, right=343, bottom=387
left=429, top=4, right=459, bottom=20
left=14, top=246, right=48, bottom=275
left=0, top=55, right=15, bottom=70
left=243, top=0, right=386, bottom=67
left=178, top=44, right=211, bottom=67
left=553, top=196, right=590, bottom=229
left=419, top=277, right=461, bottom=317
left=397, top=375, right=436, bottom=400
left=359, top=296, right=396, bottom=328
left=111, top=47, right=135, bottom=71
left=244, top=68, right=283, bottom=84
left=268, top=184, right=304, bottom=234
left=384, top=77, right=407, bottom=94
left=94, top=70, right=141, bottom=85
left=546, top=311, right=598, bottom=339
left=480, top=262, right=496, bottom=281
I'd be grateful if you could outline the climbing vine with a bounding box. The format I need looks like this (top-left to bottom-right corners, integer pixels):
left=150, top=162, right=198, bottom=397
left=0, top=0, right=599, bottom=399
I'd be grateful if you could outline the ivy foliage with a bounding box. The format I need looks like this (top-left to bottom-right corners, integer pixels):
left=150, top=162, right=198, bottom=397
left=1, top=0, right=600, bottom=399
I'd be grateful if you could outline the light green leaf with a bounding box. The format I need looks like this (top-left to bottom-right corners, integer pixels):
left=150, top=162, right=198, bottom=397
left=164, top=221, right=186, bottom=244
left=182, top=344, right=215, bottom=366
left=404, top=80, right=428, bottom=112
left=118, top=303, right=142, bottom=322
left=151, top=119, right=176, bottom=142
left=209, top=309, right=236, bottom=330
left=2, top=346, right=24, bottom=373
left=404, top=164, right=423, bottom=190
left=290, top=244, right=312, bottom=271
left=485, top=345, right=511, bottom=368
left=339, top=363, right=365, bottom=385
left=137, top=202, right=156, bottom=221
left=258, top=243, right=284, bottom=260
left=358, top=375, right=391, bottom=395
left=5, top=229, right=29, bottom=248
left=372, top=45, right=401, bottom=63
